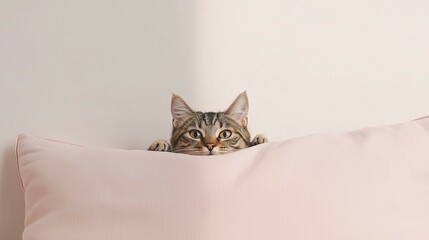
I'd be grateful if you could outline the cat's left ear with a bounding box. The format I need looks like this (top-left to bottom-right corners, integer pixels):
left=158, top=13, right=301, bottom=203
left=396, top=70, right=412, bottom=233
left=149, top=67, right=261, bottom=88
left=225, top=92, right=249, bottom=127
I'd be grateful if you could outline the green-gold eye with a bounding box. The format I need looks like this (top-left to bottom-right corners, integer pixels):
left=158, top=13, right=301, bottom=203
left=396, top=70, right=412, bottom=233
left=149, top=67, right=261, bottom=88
left=189, top=130, right=202, bottom=139
left=219, top=130, right=232, bottom=139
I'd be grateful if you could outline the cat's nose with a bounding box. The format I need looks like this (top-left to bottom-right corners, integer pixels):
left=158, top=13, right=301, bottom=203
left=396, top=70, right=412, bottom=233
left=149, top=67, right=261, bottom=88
left=204, top=136, right=218, bottom=151
left=206, top=144, right=215, bottom=151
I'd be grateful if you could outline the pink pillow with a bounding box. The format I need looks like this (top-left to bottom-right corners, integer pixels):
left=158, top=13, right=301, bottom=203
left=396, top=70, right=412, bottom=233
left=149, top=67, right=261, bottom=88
left=16, top=117, right=429, bottom=239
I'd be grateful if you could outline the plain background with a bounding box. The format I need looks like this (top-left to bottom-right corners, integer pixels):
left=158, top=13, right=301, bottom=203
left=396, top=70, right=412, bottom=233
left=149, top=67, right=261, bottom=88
left=1, top=0, right=428, bottom=239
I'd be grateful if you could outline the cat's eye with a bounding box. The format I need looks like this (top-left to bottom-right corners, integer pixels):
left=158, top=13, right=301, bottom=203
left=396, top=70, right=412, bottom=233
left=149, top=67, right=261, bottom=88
left=219, top=130, right=232, bottom=139
left=189, top=130, right=202, bottom=139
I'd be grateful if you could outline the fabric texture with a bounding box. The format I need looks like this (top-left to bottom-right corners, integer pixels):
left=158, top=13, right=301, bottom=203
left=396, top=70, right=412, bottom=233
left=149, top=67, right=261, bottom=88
left=16, top=117, right=429, bottom=240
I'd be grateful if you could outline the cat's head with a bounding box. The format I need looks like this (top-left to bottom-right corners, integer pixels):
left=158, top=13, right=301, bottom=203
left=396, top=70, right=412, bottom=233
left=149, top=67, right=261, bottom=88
left=170, top=92, right=251, bottom=155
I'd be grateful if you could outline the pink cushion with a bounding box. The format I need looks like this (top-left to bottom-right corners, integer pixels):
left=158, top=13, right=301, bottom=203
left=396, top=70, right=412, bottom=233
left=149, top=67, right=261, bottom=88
left=16, top=117, right=429, bottom=239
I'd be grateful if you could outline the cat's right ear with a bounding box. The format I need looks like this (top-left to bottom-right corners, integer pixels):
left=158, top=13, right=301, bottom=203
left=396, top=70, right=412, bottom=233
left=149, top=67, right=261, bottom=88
left=171, top=94, right=194, bottom=128
left=225, top=92, right=249, bottom=127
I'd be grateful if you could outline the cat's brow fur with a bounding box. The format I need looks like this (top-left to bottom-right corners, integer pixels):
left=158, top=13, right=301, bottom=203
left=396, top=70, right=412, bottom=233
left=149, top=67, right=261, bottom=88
left=148, top=92, right=267, bottom=155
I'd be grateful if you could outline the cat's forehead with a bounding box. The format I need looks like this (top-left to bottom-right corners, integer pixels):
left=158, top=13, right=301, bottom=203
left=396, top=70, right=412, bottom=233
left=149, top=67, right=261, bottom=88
left=181, top=111, right=240, bottom=131
left=195, top=111, right=223, bottom=128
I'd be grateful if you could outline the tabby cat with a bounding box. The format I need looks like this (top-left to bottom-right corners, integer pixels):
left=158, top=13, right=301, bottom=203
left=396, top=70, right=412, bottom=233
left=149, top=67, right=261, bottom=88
left=148, top=92, right=267, bottom=155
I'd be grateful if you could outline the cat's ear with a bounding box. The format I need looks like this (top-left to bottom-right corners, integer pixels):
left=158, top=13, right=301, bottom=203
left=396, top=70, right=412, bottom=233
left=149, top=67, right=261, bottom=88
left=171, top=94, right=194, bottom=128
left=225, top=92, right=249, bottom=127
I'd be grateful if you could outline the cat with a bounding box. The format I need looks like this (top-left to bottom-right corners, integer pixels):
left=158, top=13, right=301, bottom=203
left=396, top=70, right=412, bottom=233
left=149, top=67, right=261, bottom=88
left=148, top=92, right=267, bottom=155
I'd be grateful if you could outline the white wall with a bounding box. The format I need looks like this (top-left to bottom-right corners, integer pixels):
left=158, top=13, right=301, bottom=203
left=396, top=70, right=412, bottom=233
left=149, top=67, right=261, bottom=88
left=1, top=0, right=429, bottom=239
left=190, top=0, right=429, bottom=139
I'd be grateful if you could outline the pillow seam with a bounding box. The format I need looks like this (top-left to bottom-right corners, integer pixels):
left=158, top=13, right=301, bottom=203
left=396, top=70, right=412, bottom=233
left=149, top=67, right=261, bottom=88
left=15, top=133, right=26, bottom=192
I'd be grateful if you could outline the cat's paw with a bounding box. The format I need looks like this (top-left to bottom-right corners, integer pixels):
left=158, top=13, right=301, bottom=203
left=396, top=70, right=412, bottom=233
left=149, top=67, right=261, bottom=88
left=251, top=134, right=268, bottom=146
left=148, top=140, right=171, bottom=152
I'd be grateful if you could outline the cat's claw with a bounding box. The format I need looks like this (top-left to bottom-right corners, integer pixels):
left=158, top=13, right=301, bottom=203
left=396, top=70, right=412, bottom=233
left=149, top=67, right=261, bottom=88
left=148, top=140, right=171, bottom=152
left=251, top=134, right=268, bottom=146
